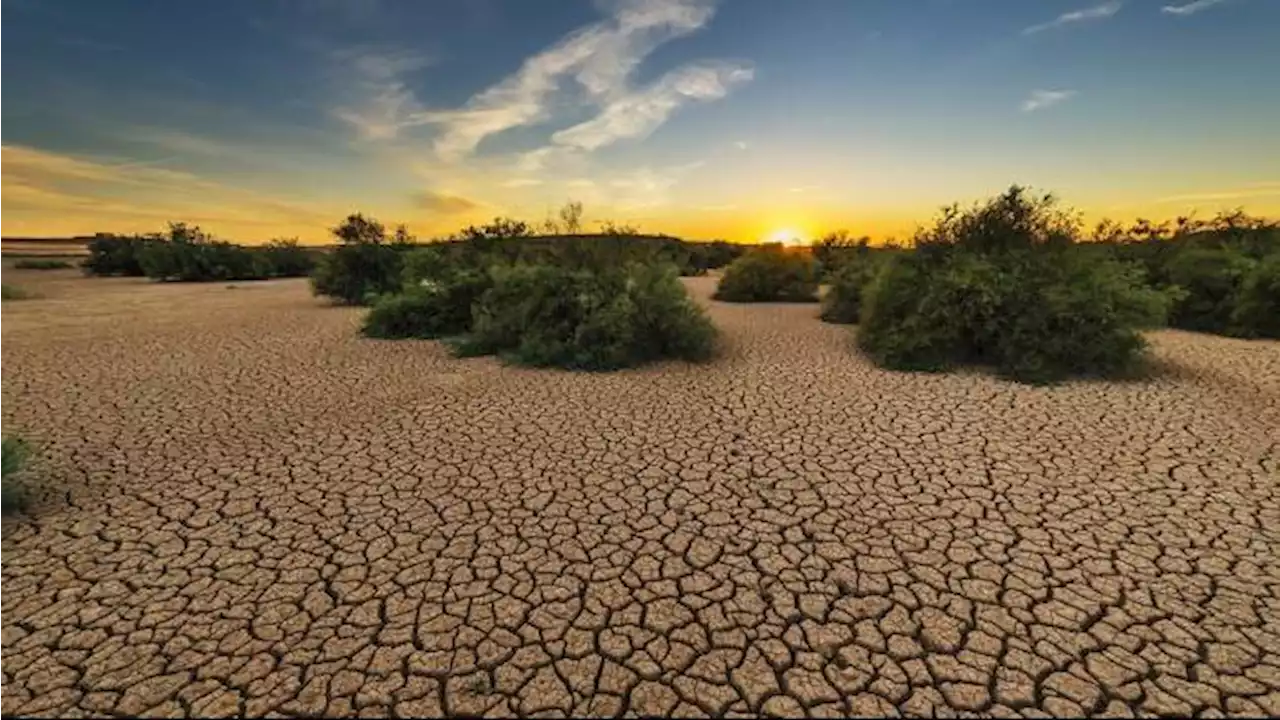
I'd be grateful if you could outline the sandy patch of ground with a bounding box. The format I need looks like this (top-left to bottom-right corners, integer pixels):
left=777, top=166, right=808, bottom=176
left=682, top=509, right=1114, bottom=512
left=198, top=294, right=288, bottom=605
left=2, top=271, right=1277, bottom=717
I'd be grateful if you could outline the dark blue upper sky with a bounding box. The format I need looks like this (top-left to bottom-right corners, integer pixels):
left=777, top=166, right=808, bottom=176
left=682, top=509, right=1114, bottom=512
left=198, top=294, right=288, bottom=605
left=4, top=0, right=1278, bottom=242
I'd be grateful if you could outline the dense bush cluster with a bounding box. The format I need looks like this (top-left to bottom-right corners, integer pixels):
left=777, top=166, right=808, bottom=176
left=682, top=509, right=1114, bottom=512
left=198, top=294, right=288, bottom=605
left=456, top=263, right=716, bottom=370
left=1096, top=212, right=1279, bottom=338
left=14, top=259, right=73, bottom=270
left=2, top=436, right=33, bottom=515
left=856, top=187, right=1175, bottom=384
left=84, top=233, right=155, bottom=276
left=363, top=248, right=491, bottom=339
left=84, top=226, right=316, bottom=282
left=360, top=236, right=716, bottom=370
left=714, top=245, right=819, bottom=302
left=1231, top=253, right=1280, bottom=339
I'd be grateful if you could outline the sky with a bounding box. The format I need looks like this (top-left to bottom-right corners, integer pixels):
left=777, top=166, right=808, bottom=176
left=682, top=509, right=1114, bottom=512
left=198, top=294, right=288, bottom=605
left=3, top=0, right=1279, bottom=244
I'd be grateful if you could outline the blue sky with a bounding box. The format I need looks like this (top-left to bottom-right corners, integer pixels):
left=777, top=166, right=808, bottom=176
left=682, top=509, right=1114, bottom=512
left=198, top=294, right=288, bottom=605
left=4, top=0, right=1278, bottom=243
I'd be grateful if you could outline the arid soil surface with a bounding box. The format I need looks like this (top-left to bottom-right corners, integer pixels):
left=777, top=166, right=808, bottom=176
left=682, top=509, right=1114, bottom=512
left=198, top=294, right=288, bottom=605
left=2, top=269, right=1278, bottom=718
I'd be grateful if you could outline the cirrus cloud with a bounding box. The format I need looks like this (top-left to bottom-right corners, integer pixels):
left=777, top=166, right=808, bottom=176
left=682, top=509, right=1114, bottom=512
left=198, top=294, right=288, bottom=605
left=333, top=0, right=752, bottom=162
left=1022, top=2, right=1122, bottom=35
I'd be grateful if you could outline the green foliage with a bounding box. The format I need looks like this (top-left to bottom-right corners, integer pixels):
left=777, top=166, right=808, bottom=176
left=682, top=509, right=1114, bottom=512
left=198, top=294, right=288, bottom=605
left=84, top=233, right=158, bottom=276
left=1231, top=253, right=1280, bottom=339
left=461, top=263, right=716, bottom=370
left=714, top=245, right=819, bottom=303
left=2, top=284, right=30, bottom=301
left=820, top=252, right=882, bottom=324
left=2, top=436, right=33, bottom=515
left=138, top=224, right=266, bottom=282
left=812, top=230, right=871, bottom=280
left=14, top=258, right=73, bottom=270
left=311, top=214, right=406, bottom=305
left=260, top=239, right=316, bottom=277
left=363, top=271, right=492, bottom=339
left=688, top=240, right=746, bottom=272
left=858, top=186, right=1174, bottom=384
left=1164, top=248, right=1256, bottom=335
left=102, top=224, right=317, bottom=282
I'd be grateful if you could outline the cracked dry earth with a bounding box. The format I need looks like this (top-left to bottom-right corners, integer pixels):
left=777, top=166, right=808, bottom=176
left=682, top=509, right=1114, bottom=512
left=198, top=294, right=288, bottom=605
left=2, top=269, right=1279, bottom=719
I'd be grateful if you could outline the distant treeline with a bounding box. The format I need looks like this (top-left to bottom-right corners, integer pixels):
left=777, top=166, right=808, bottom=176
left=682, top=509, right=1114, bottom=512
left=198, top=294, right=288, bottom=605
left=82, top=216, right=747, bottom=285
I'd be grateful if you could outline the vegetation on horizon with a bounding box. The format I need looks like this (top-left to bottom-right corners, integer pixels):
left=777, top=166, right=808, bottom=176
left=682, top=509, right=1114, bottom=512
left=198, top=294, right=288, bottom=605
left=14, top=258, right=73, bottom=270
left=83, top=225, right=317, bottom=282
left=714, top=245, right=819, bottom=303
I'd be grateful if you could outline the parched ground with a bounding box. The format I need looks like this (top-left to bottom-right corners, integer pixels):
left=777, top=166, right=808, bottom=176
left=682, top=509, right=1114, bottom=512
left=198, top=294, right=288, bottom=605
left=2, top=268, right=1278, bottom=718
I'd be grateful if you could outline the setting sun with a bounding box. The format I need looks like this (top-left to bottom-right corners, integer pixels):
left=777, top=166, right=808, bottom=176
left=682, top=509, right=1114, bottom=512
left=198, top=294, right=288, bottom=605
left=765, top=228, right=808, bottom=246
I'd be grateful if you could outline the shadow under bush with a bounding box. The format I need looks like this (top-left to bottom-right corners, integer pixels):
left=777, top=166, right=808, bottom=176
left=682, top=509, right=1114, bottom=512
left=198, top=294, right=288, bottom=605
left=858, top=186, right=1176, bottom=384
left=714, top=245, right=818, bottom=303
left=458, top=263, right=717, bottom=370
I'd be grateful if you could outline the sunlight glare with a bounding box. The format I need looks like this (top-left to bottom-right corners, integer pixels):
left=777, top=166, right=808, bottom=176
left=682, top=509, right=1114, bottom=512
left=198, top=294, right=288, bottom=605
left=765, top=227, right=807, bottom=246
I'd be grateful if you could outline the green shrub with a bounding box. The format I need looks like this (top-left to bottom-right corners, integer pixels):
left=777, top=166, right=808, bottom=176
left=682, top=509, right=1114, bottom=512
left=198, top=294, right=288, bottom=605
left=1231, top=253, right=1280, bottom=339
left=84, top=234, right=158, bottom=276
left=14, top=258, right=72, bottom=270
left=714, top=245, right=818, bottom=302
left=311, top=214, right=406, bottom=305
left=140, top=240, right=264, bottom=282
left=363, top=271, right=492, bottom=339
left=260, top=239, right=316, bottom=277
left=2, top=437, right=33, bottom=515
left=460, top=263, right=716, bottom=370
left=820, top=254, right=882, bottom=324
left=1165, top=248, right=1255, bottom=334
left=2, top=284, right=30, bottom=301
left=858, top=186, right=1174, bottom=384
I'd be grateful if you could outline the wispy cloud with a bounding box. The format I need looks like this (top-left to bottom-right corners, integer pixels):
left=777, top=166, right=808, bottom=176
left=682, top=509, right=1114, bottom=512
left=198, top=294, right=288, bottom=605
left=1021, top=89, right=1077, bottom=112
left=333, top=0, right=750, bottom=160
left=1156, top=182, right=1280, bottom=203
left=413, top=190, right=479, bottom=214
left=1161, top=0, right=1232, bottom=16
left=1022, top=2, right=1122, bottom=35
left=733, top=140, right=748, bottom=150
left=550, top=61, right=752, bottom=151
left=331, top=48, right=433, bottom=141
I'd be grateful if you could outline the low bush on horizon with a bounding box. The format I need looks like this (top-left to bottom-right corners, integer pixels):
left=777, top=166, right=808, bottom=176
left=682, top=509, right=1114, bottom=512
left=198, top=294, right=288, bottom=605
left=714, top=245, right=819, bottom=303
left=454, top=262, right=716, bottom=370
left=84, top=234, right=155, bottom=276
left=311, top=214, right=410, bottom=305
left=2, top=436, right=34, bottom=515
left=857, top=186, right=1176, bottom=384
left=14, top=259, right=73, bottom=270
left=85, top=226, right=315, bottom=282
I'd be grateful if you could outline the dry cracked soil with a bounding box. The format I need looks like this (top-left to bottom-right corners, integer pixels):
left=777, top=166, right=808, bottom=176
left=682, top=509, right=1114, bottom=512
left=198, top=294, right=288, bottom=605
left=1, top=268, right=1278, bottom=718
